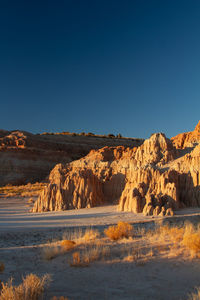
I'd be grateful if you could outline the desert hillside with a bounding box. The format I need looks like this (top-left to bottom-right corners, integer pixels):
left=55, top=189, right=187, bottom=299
left=33, top=121, right=200, bottom=216
left=0, top=130, right=143, bottom=186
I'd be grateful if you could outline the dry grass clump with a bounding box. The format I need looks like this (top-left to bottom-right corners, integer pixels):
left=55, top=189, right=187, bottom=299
left=0, top=182, right=46, bottom=198
left=70, top=252, right=89, bottom=267
left=42, top=243, right=61, bottom=260
left=69, top=241, right=110, bottom=267
left=187, top=287, right=200, bottom=300
left=146, top=222, right=200, bottom=258
left=43, top=239, right=77, bottom=260
left=60, top=240, right=76, bottom=251
left=43, top=228, right=99, bottom=261
left=0, top=273, right=51, bottom=300
left=0, top=262, right=5, bottom=272
left=182, top=224, right=200, bottom=258
left=82, top=243, right=110, bottom=263
left=152, top=224, right=184, bottom=244
left=104, top=221, right=133, bottom=241
left=81, top=228, right=99, bottom=242
left=63, top=228, right=99, bottom=244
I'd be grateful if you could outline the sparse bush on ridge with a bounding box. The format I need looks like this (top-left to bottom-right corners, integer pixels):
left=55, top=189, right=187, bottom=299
left=0, top=273, right=51, bottom=300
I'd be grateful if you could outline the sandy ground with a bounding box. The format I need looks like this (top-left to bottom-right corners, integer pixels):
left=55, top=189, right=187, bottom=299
left=1, top=197, right=200, bottom=299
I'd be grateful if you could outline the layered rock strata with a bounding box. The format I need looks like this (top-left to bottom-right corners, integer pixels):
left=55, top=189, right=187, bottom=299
left=33, top=124, right=200, bottom=216
left=0, top=130, right=143, bottom=185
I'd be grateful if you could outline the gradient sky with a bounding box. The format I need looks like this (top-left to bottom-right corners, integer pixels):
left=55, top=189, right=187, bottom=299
left=1, top=0, right=200, bottom=138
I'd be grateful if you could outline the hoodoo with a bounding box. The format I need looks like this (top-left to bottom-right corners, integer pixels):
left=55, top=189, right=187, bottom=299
left=32, top=122, right=200, bottom=216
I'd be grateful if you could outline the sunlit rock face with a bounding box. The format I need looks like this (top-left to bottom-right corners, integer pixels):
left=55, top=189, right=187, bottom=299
left=0, top=130, right=143, bottom=185
left=171, top=120, right=200, bottom=149
left=32, top=123, right=200, bottom=216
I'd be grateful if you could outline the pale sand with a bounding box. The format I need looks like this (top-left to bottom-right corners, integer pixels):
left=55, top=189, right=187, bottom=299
left=1, top=196, right=200, bottom=299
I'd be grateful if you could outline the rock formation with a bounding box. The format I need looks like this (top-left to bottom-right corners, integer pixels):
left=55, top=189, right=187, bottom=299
left=32, top=121, right=200, bottom=216
left=171, top=120, right=200, bottom=149
left=0, top=130, right=143, bottom=186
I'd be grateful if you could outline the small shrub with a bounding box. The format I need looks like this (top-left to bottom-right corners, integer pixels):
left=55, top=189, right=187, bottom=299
left=70, top=252, right=89, bottom=267
left=43, top=244, right=60, bottom=260
left=107, top=134, right=115, bottom=138
left=60, top=240, right=76, bottom=251
left=63, top=228, right=99, bottom=244
left=188, top=287, right=200, bottom=300
left=0, top=273, right=51, bottom=300
left=82, top=244, right=110, bottom=263
left=82, top=228, right=99, bottom=242
left=104, top=222, right=133, bottom=241
left=182, top=224, right=200, bottom=257
left=159, top=225, right=184, bottom=243
left=86, top=132, right=94, bottom=136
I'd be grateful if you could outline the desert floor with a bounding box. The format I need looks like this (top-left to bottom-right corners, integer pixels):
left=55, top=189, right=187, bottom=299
left=1, top=197, right=200, bottom=300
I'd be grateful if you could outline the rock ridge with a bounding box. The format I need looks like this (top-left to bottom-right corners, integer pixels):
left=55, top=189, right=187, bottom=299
left=0, top=130, right=143, bottom=185
left=32, top=127, right=200, bottom=216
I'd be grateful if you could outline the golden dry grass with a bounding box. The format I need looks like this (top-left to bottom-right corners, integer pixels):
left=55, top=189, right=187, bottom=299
left=0, top=182, right=46, bottom=198
left=42, top=222, right=200, bottom=270
left=188, top=287, right=200, bottom=300
left=63, top=228, right=99, bottom=244
left=104, top=221, right=133, bottom=240
left=0, top=273, right=51, bottom=300
left=43, top=240, right=76, bottom=260
left=42, top=228, right=98, bottom=261
left=60, top=240, right=76, bottom=251
left=42, top=243, right=61, bottom=260
left=144, top=222, right=200, bottom=259
left=70, top=252, right=89, bottom=267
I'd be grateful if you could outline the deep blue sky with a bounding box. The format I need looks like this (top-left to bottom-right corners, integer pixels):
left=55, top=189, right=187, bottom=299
left=0, top=0, right=200, bottom=138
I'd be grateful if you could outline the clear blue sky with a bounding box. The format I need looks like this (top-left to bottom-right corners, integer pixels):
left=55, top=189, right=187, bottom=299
left=0, top=0, right=200, bottom=138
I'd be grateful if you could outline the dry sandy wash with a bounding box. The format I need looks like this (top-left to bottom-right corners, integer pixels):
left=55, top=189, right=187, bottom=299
left=1, top=197, right=200, bottom=299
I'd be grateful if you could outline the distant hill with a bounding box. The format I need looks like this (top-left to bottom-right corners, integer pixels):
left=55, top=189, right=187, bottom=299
left=0, top=129, right=144, bottom=186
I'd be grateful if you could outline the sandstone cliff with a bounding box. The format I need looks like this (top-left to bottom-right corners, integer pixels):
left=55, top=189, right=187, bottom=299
left=32, top=121, right=200, bottom=216
left=171, top=120, right=200, bottom=149
left=0, top=130, right=143, bottom=186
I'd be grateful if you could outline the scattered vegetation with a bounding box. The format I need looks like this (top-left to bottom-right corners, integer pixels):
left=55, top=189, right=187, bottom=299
left=41, top=130, right=143, bottom=141
left=70, top=251, right=89, bottom=267
left=42, top=243, right=61, bottom=260
left=0, top=273, right=51, bottom=300
left=104, top=221, right=133, bottom=241
left=63, top=227, right=99, bottom=243
left=188, top=287, right=200, bottom=300
left=0, top=182, right=46, bottom=198
left=2, top=221, right=200, bottom=299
